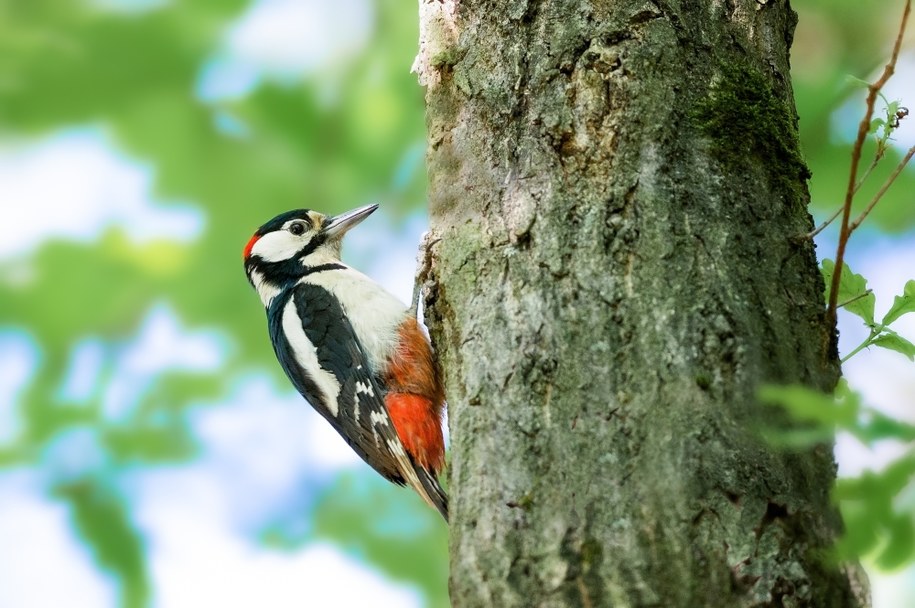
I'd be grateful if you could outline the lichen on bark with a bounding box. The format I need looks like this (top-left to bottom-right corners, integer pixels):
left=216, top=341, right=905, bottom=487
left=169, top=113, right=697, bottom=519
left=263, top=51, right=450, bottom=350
left=417, top=0, right=864, bottom=606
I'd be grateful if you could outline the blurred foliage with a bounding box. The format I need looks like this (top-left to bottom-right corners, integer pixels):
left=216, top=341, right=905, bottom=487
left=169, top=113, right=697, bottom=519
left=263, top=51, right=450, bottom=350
left=793, top=0, right=915, bottom=230
left=0, top=0, right=913, bottom=606
left=55, top=478, right=151, bottom=608
left=761, top=380, right=915, bottom=570
left=310, top=473, right=450, bottom=608
left=782, top=0, right=915, bottom=576
left=0, top=0, right=441, bottom=605
left=761, top=264, right=915, bottom=570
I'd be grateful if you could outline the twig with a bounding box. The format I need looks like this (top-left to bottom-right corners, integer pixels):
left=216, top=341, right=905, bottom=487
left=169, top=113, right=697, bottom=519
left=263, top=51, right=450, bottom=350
left=840, top=329, right=879, bottom=364
left=807, top=160, right=878, bottom=239
left=848, top=145, right=915, bottom=234
left=826, top=0, right=911, bottom=331
left=857, top=157, right=881, bottom=193
left=808, top=205, right=845, bottom=239
left=837, top=289, right=873, bottom=311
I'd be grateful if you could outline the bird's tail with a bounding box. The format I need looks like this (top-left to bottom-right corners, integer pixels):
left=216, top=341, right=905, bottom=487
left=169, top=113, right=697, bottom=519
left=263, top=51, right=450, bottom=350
left=413, top=466, right=449, bottom=522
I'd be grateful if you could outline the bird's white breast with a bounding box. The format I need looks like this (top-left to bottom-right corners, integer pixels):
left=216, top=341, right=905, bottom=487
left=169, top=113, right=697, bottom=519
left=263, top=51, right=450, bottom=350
left=303, top=266, right=408, bottom=374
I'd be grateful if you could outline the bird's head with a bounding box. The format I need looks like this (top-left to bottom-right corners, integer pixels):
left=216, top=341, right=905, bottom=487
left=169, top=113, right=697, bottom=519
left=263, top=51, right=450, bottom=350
left=243, top=203, right=378, bottom=304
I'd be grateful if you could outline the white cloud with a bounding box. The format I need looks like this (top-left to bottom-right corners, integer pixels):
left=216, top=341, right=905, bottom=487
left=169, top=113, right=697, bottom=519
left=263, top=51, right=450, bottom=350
left=196, top=0, right=374, bottom=102
left=227, top=0, right=373, bottom=78
left=0, top=129, right=204, bottom=260
left=0, top=473, right=117, bottom=608
left=871, top=567, right=915, bottom=608
left=57, top=338, right=106, bottom=405
left=93, top=372, right=363, bottom=541
left=0, top=331, right=39, bottom=444
left=40, top=427, right=109, bottom=484
left=102, top=303, right=227, bottom=421
left=195, top=375, right=362, bottom=477
left=0, top=469, right=423, bottom=608
left=168, top=375, right=362, bottom=530
left=127, top=421, right=420, bottom=608
left=146, top=517, right=422, bottom=608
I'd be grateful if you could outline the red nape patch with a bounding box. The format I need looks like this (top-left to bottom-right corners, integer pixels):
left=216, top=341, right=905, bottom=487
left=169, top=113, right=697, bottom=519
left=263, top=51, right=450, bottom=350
left=243, top=234, right=260, bottom=259
left=386, top=393, right=445, bottom=473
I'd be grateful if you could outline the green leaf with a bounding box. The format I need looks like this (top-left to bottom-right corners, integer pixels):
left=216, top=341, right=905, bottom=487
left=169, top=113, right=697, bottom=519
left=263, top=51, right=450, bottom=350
left=761, top=427, right=836, bottom=448
left=758, top=383, right=858, bottom=428
left=846, top=75, right=871, bottom=89
left=879, top=454, right=915, bottom=497
left=821, top=259, right=875, bottom=324
left=836, top=501, right=880, bottom=559
left=854, top=410, right=915, bottom=444
left=882, top=280, right=915, bottom=325
left=834, top=456, right=915, bottom=565
left=872, top=333, right=915, bottom=361
left=876, top=515, right=915, bottom=570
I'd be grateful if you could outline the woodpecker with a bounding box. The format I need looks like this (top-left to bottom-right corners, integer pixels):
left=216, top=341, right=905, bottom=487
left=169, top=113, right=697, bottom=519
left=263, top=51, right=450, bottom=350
left=243, top=204, right=448, bottom=520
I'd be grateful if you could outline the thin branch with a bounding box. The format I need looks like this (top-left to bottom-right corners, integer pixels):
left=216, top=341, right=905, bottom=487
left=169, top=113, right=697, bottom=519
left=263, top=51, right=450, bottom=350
left=848, top=145, right=915, bottom=234
left=857, top=156, right=881, bottom=192
left=840, top=331, right=878, bottom=364
left=808, top=205, right=845, bottom=239
left=826, top=0, right=911, bottom=331
left=808, top=154, right=881, bottom=239
left=837, top=289, right=873, bottom=310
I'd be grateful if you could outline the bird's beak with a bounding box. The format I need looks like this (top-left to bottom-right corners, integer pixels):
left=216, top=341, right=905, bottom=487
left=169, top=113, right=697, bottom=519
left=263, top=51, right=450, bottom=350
left=322, top=204, right=379, bottom=239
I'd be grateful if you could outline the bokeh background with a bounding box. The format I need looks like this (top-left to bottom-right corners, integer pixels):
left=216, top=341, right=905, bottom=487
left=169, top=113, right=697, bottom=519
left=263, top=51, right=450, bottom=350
left=0, top=0, right=913, bottom=606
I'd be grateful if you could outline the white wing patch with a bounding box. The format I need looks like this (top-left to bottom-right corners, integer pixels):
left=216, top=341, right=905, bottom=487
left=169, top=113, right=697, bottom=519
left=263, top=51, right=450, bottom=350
left=355, top=380, right=374, bottom=397
left=387, top=438, right=405, bottom=457
left=369, top=410, right=387, bottom=446
left=281, top=298, right=341, bottom=416
left=368, top=409, right=437, bottom=512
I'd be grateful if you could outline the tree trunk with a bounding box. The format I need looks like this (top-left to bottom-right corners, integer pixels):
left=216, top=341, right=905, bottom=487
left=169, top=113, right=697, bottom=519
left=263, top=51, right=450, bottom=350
left=416, top=0, right=863, bottom=606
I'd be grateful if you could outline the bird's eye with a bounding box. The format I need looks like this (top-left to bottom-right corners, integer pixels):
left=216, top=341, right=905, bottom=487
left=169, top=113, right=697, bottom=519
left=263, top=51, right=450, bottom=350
left=289, top=221, right=307, bottom=236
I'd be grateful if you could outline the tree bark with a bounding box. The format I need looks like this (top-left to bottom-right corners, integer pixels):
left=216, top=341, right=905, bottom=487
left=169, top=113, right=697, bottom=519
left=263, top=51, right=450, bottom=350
left=416, top=1, right=863, bottom=606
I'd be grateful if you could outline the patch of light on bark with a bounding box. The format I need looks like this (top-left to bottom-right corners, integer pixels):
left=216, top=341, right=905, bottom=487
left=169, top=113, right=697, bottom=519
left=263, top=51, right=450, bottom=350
left=413, top=0, right=461, bottom=87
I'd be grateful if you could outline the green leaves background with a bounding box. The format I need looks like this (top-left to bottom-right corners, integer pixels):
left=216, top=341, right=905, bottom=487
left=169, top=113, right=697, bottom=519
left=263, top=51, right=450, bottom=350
left=1, top=0, right=444, bottom=606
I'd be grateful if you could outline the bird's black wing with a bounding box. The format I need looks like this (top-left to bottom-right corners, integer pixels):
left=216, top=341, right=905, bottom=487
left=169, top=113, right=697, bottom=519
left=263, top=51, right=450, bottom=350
left=267, top=283, right=446, bottom=517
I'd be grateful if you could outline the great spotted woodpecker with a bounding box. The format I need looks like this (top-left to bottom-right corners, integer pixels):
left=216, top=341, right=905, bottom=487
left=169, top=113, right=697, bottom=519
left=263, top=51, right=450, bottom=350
left=243, top=204, right=448, bottom=520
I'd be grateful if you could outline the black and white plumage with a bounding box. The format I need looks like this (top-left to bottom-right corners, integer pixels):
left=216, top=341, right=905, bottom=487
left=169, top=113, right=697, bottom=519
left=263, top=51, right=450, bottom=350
left=243, top=205, right=448, bottom=520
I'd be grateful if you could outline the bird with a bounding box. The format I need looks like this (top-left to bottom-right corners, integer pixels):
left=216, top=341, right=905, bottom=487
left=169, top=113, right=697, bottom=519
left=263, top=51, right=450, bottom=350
left=242, top=204, right=448, bottom=520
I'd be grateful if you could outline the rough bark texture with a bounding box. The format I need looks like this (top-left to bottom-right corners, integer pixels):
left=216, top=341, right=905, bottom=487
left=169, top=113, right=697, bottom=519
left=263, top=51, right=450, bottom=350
left=416, top=1, right=863, bottom=606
